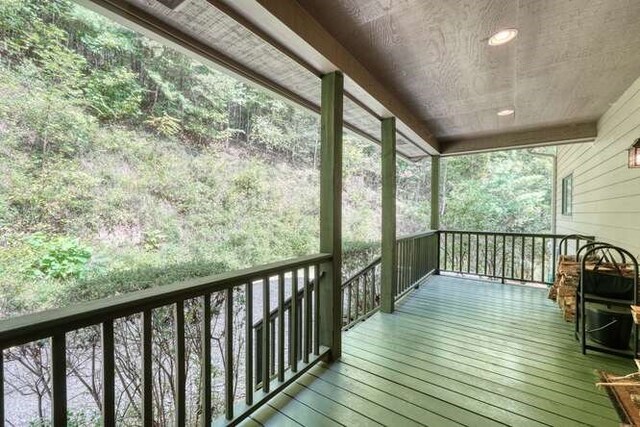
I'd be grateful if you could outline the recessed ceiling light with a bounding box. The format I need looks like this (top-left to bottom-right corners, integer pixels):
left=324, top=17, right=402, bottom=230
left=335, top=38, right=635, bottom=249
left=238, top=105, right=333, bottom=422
left=497, top=109, right=515, bottom=116
left=488, top=29, right=518, bottom=46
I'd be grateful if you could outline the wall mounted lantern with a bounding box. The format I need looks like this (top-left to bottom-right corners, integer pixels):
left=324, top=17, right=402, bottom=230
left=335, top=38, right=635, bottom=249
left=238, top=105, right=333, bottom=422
left=629, top=139, right=640, bottom=168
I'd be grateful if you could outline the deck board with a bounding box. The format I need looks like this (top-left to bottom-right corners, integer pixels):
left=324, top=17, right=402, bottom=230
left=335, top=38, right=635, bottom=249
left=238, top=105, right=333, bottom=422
left=258, top=275, right=633, bottom=426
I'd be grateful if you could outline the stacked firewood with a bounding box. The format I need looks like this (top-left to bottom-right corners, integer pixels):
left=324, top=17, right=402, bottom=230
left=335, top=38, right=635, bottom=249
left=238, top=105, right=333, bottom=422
left=548, top=255, right=580, bottom=321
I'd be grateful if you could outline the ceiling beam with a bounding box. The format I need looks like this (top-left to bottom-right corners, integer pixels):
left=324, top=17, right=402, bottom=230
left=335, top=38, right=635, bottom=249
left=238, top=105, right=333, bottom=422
left=440, top=122, right=598, bottom=156
left=248, top=0, right=440, bottom=153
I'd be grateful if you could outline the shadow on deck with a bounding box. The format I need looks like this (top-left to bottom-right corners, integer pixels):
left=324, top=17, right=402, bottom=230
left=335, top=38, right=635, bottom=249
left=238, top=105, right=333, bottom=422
left=244, top=275, right=633, bottom=426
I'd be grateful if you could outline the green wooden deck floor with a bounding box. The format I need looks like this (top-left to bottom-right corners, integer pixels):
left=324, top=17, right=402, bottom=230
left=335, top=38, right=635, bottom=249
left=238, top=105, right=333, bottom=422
left=244, top=275, right=634, bottom=426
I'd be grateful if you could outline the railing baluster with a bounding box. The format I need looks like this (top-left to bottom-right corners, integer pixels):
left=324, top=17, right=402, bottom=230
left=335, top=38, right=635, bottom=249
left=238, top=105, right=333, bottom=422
left=502, top=234, right=507, bottom=283
left=270, top=318, right=276, bottom=376
left=484, top=234, right=488, bottom=275
left=492, top=235, right=497, bottom=277
left=142, top=310, right=152, bottom=426
left=458, top=233, right=463, bottom=271
left=102, top=321, right=115, bottom=427
left=467, top=233, right=471, bottom=273
left=363, top=273, right=368, bottom=317
left=202, top=294, right=212, bottom=426
left=51, top=333, right=67, bottom=427
left=225, top=288, right=234, bottom=420
left=540, top=237, right=547, bottom=283
left=371, top=268, right=376, bottom=309
left=443, top=231, right=448, bottom=271
left=303, top=267, right=310, bottom=363
left=175, top=301, right=186, bottom=426
left=510, top=235, right=515, bottom=279
left=355, top=277, right=361, bottom=319
left=0, top=351, right=3, bottom=426
left=291, top=270, right=298, bottom=373
left=450, top=232, right=455, bottom=270
left=475, top=234, right=479, bottom=274
left=520, top=236, right=525, bottom=280
left=245, top=283, right=253, bottom=405
left=313, top=264, right=320, bottom=356
left=531, top=237, right=536, bottom=282
left=277, top=273, right=285, bottom=382
left=346, top=284, right=351, bottom=327
left=261, top=277, right=270, bottom=392
left=552, top=237, right=558, bottom=279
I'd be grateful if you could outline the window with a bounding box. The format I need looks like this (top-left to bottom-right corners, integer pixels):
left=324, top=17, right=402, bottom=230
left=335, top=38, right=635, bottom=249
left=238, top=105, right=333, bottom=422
left=562, top=174, right=573, bottom=215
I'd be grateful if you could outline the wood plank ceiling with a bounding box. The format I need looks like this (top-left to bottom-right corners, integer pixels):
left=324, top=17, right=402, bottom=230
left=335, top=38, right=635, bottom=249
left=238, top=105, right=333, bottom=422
left=295, top=0, right=640, bottom=154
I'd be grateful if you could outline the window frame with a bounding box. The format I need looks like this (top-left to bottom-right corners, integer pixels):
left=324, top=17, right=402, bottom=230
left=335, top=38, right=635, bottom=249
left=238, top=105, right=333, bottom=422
left=561, top=174, right=573, bottom=216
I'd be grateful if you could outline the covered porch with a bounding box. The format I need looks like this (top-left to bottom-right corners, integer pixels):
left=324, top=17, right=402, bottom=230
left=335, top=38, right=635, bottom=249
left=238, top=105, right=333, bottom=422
left=249, top=275, right=631, bottom=427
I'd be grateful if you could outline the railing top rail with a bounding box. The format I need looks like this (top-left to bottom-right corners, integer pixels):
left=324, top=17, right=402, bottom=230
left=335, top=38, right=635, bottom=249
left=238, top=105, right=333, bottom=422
left=397, top=230, right=438, bottom=241
left=342, top=256, right=381, bottom=289
left=0, top=253, right=331, bottom=348
left=440, top=229, right=595, bottom=239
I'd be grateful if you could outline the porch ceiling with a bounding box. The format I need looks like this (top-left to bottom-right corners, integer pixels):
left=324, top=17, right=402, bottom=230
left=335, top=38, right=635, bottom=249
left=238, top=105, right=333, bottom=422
left=84, top=0, right=640, bottom=156
left=286, top=0, right=640, bottom=154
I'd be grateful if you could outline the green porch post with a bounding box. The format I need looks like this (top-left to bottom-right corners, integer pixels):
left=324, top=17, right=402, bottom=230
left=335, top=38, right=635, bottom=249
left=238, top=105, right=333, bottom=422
left=430, top=155, right=440, bottom=230
left=381, top=117, right=397, bottom=313
left=431, top=155, right=441, bottom=274
left=319, top=71, right=343, bottom=360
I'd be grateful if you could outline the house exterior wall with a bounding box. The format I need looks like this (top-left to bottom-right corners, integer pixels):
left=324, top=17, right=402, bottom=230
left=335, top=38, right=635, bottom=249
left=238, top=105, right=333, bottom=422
left=556, top=75, right=640, bottom=258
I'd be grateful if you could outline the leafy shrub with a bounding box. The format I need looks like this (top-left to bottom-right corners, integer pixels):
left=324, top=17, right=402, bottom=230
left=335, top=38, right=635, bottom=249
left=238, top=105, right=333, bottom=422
left=26, top=233, right=92, bottom=280
left=85, top=67, right=143, bottom=120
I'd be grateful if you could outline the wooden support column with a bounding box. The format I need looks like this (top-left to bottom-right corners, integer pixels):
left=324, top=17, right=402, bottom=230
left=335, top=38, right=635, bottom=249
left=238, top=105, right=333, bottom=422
left=430, top=155, right=440, bottom=230
left=381, top=117, right=397, bottom=314
left=431, top=155, right=441, bottom=274
left=319, top=71, right=343, bottom=360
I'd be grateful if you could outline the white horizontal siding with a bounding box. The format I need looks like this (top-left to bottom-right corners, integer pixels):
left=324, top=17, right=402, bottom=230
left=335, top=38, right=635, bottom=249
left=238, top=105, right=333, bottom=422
left=556, top=75, right=640, bottom=259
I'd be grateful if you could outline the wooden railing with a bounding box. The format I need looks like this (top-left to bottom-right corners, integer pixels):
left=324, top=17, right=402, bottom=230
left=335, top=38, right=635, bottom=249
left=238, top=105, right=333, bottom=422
left=341, top=231, right=439, bottom=330
left=396, top=231, right=439, bottom=298
left=341, top=256, right=380, bottom=330
left=0, top=254, right=331, bottom=426
left=439, top=230, right=594, bottom=285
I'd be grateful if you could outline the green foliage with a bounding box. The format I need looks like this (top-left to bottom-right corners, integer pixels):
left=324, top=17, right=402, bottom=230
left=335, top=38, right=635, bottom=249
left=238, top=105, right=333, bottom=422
left=26, top=233, right=91, bottom=280
left=85, top=67, right=143, bottom=120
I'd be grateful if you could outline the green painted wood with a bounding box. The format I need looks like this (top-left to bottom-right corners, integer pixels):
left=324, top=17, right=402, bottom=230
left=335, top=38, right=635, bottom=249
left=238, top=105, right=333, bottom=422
left=381, top=117, right=397, bottom=313
left=430, top=155, right=440, bottom=230
left=277, top=273, right=285, bottom=383
left=283, top=381, right=383, bottom=426
left=0, top=253, right=330, bottom=349
left=225, top=288, right=234, bottom=420
left=262, top=277, right=270, bottom=393
left=237, top=416, right=265, bottom=427
left=295, top=367, right=422, bottom=427
left=359, top=317, right=622, bottom=385
left=201, top=294, right=212, bottom=426
left=346, top=331, right=617, bottom=423
left=246, top=404, right=300, bottom=427
left=267, top=386, right=340, bottom=426
left=302, top=267, right=310, bottom=363
left=326, top=359, right=503, bottom=427
left=319, top=71, right=343, bottom=361
left=142, top=310, right=152, bottom=427
left=391, top=302, right=631, bottom=372
left=175, top=301, right=186, bottom=426
left=51, top=333, right=67, bottom=427
left=101, top=321, right=115, bottom=427
left=252, top=275, right=630, bottom=426
left=245, top=284, right=254, bottom=406
left=343, top=350, right=543, bottom=427
left=306, top=363, right=462, bottom=427
left=290, top=271, right=298, bottom=373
